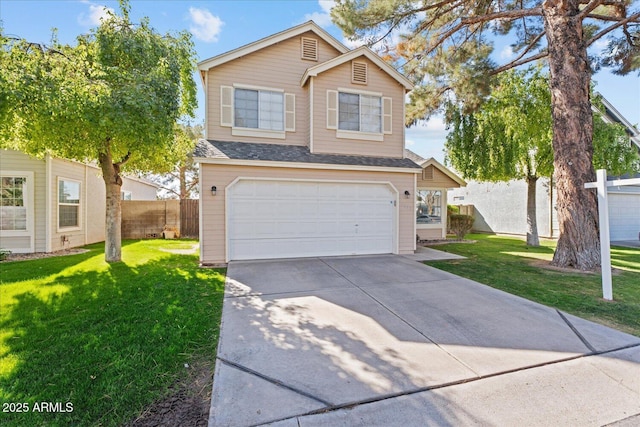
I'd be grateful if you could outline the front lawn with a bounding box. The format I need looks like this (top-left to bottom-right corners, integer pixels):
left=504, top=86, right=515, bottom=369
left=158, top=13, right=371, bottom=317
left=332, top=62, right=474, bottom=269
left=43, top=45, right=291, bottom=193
left=0, top=240, right=225, bottom=426
left=426, top=234, right=640, bottom=336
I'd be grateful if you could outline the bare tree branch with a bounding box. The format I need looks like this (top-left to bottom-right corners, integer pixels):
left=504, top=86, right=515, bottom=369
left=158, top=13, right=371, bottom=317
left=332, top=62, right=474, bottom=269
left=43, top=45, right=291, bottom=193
left=491, top=50, right=549, bottom=75
left=587, top=11, right=640, bottom=46
left=578, top=0, right=606, bottom=19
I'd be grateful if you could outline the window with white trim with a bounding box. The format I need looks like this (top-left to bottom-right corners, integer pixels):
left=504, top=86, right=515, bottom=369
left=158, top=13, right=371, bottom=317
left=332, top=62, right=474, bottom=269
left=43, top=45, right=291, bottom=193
left=416, top=189, right=442, bottom=224
left=121, top=191, right=132, bottom=200
left=220, top=85, right=295, bottom=137
left=326, top=90, right=392, bottom=140
left=339, top=92, right=381, bottom=133
left=234, top=88, right=284, bottom=131
left=0, top=176, right=27, bottom=231
left=58, top=179, right=81, bottom=229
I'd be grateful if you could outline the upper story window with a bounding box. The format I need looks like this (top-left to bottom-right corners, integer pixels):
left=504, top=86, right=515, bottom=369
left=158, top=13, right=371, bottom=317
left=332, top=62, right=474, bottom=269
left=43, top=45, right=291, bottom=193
left=327, top=89, right=392, bottom=141
left=58, top=178, right=81, bottom=229
left=220, top=85, right=295, bottom=139
left=0, top=176, right=28, bottom=231
left=234, top=89, right=284, bottom=131
left=339, top=92, right=381, bottom=133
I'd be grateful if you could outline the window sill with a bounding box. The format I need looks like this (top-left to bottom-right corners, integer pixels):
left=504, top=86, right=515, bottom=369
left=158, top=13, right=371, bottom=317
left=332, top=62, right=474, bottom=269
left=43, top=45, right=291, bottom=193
left=57, top=226, right=81, bottom=233
left=416, top=223, right=443, bottom=229
left=336, top=130, right=383, bottom=142
left=232, top=127, right=286, bottom=140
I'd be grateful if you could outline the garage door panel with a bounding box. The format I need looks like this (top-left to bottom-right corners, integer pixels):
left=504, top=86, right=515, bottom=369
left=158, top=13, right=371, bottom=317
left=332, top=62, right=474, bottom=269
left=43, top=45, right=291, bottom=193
left=227, top=180, right=395, bottom=260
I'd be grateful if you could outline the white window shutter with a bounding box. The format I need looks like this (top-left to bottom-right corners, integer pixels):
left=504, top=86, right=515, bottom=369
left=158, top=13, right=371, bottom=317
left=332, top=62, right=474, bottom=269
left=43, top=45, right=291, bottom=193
left=285, top=93, right=295, bottom=132
left=382, top=97, right=392, bottom=134
left=220, top=86, right=233, bottom=127
left=327, top=90, right=338, bottom=130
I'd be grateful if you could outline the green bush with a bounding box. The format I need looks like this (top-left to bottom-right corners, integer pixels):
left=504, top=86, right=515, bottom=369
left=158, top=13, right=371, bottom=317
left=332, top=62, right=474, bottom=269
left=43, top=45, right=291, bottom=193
left=0, top=248, right=11, bottom=261
left=449, top=214, right=474, bottom=239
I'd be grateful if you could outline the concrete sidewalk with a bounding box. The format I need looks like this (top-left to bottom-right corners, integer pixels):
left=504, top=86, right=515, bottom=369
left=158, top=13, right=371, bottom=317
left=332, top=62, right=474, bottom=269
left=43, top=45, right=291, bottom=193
left=209, top=254, right=640, bottom=426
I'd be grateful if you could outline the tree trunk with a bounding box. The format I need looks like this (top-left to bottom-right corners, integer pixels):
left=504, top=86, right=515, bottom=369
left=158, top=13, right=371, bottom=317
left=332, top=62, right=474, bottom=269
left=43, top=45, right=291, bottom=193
left=99, top=148, right=123, bottom=263
left=179, top=165, right=187, bottom=200
left=543, top=0, right=600, bottom=270
left=526, top=176, right=540, bottom=247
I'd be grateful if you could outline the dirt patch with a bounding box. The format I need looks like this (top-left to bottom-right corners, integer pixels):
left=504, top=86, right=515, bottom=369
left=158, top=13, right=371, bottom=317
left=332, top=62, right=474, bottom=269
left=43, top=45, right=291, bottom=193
left=529, top=260, right=623, bottom=276
left=127, top=359, right=213, bottom=427
left=2, top=248, right=90, bottom=262
left=418, top=239, right=476, bottom=246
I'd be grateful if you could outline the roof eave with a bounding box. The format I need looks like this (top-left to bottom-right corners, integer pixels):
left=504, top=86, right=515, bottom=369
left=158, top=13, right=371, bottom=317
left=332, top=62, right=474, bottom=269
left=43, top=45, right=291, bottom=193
left=198, top=21, right=349, bottom=71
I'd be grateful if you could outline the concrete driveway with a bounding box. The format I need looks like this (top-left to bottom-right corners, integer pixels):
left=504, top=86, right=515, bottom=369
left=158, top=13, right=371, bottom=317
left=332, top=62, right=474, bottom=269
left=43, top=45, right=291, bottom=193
left=209, top=255, right=640, bottom=426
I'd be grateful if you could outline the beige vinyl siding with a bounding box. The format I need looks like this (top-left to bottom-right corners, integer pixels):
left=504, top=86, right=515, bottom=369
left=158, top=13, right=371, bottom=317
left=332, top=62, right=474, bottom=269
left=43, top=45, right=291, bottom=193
left=0, top=150, right=46, bottom=252
left=50, top=158, right=86, bottom=251
left=200, top=163, right=416, bottom=264
left=417, top=228, right=443, bottom=241
left=84, top=168, right=106, bottom=245
left=312, top=57, right=405, bottom=158
left=206, top=31, right=341, bottom=145
left=417, top=165, right=461, bottom=188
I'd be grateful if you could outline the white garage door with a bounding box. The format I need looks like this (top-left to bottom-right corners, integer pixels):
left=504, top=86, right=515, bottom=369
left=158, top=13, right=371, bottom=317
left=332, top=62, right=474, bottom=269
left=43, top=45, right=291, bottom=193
left=608, top=193, right=640, bottom=241
left=227, top=179, right=396, bottom=260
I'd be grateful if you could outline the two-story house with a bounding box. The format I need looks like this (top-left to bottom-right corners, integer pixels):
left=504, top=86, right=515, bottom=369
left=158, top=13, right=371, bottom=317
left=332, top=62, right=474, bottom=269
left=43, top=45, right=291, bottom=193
left=194, top=21, right=423, bottom=265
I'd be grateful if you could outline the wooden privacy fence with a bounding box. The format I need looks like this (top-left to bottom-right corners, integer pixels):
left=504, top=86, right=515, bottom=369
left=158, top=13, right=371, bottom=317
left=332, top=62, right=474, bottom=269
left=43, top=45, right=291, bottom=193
left=121, top=199, right=199, bottom=239
left=180, top=199, right=199, bottom=238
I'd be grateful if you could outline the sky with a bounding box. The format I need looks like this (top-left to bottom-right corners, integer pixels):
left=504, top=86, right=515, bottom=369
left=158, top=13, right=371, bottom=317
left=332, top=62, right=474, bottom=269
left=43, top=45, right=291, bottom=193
left=1, top=0, right=639, bottom=163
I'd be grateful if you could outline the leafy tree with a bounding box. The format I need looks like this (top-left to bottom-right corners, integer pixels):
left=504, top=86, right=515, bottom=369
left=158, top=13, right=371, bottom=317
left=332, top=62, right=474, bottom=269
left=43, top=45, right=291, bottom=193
left=446, top=68, right=638, bottom=247
left=152, top=123, right=203, bottom=200
left=332, top=0, right=640, bottom=270
left=0, top=1, right=197, bottom=262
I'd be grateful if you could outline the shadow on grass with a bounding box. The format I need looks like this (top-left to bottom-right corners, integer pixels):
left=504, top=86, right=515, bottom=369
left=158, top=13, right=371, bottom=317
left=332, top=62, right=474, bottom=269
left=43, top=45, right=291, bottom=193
left=425, top=235, right=640, bottom=336
left=0, top=245, right=225, bottom=427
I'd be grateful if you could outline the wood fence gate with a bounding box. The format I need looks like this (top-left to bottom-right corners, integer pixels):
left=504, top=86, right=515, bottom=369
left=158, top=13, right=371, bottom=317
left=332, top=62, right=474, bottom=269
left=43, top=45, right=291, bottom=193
left=180, top=199, right=199, bottom=238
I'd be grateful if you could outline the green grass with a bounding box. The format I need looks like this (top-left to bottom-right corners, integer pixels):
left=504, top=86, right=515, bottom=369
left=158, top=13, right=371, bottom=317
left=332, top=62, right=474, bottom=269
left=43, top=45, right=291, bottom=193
left=426, top=234, right=640, bottom=336
left=0, top=240, right=225, bottom=426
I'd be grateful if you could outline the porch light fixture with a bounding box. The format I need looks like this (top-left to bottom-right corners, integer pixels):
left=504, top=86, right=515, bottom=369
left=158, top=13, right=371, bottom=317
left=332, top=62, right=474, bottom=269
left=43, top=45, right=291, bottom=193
left=211, top=186, right=217, bottom=196
left=404, top=190, right=410, bottom=199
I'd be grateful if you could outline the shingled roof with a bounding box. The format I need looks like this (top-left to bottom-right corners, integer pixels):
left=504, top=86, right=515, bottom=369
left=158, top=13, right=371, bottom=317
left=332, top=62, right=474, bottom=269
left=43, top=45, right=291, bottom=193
left=194, top=140, right=422, bottom=169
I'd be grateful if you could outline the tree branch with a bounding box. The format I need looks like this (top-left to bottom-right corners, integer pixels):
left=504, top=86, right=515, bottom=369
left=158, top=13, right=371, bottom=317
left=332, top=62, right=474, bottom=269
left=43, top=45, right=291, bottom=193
left=578, top=0, right=605, bottom=20
left=426, top=8, right=543, bottom=55
left=586, top=12, right=640, bottom=46
left=491, top=50, right=549, bottom=75
left=509, top=31, right=545, bottom=66
left=115, top=151, right=132, bottom=167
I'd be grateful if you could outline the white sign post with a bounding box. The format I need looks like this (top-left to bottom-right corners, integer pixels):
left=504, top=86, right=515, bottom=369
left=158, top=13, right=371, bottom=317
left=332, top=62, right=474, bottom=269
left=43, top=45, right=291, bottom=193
left=585, top=169, right=640, bottom=301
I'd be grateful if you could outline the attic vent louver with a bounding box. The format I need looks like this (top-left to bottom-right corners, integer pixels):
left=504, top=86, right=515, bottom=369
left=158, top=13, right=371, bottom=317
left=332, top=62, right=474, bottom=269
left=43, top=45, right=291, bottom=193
left=352, top=61, right=368, bottom=84
left=301, top=37, right=318, bottom=61
left=423, top=167, right=434, bottom=180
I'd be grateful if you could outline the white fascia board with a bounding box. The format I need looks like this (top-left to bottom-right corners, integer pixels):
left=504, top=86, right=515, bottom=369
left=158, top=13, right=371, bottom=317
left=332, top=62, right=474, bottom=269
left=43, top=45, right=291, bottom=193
left=422, top=157, right=467, bottom=186
left=198, top=21, right=348, bottom=71
left=194, top=157, right=421, bottom=174
left=301, top=46, right=414, bottom=90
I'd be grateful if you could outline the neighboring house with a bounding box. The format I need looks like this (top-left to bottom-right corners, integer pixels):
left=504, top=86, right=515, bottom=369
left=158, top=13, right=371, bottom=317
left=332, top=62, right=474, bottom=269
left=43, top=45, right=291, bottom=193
left=406, top=149, right=466, bottom=240
left=0, top=149, right=158, bottom=253
left=449, top=95, right=640, bottom=241
left=194, top=21, right=422, bottom=264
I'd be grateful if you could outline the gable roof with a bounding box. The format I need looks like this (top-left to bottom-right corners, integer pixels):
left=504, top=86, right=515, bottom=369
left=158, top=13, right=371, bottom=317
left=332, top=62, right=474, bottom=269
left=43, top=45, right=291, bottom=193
left=198, top=21, right=348, bottom=71
left=404, top=148, right=427, bottom=164
left=301, top=46, right=414, bottom=91
left=421, top=157, right=466, bottom=186
left=194, top=139, right=422, bottom=171
left=594, top=93, right=640, bottom=151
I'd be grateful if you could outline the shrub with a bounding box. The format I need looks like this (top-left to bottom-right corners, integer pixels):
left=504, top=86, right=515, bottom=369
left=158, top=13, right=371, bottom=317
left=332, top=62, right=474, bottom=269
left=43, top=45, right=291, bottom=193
left=449, top=214, right=474, bottom=239
left=0, top=248, right=11, bottom=261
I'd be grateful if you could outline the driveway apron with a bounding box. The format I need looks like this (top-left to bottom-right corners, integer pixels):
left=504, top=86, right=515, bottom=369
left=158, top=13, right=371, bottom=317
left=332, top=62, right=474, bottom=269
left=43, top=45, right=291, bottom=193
left=209, top=255, right=640, bottom=427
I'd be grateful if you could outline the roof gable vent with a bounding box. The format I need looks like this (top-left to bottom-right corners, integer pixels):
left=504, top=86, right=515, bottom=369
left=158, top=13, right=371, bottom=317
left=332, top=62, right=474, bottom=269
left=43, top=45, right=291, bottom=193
left=352, top=61, right=368, bottom=84
left=301, top=37, right=318, bottom=61
left=423, top=166, right=434, bottom=180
